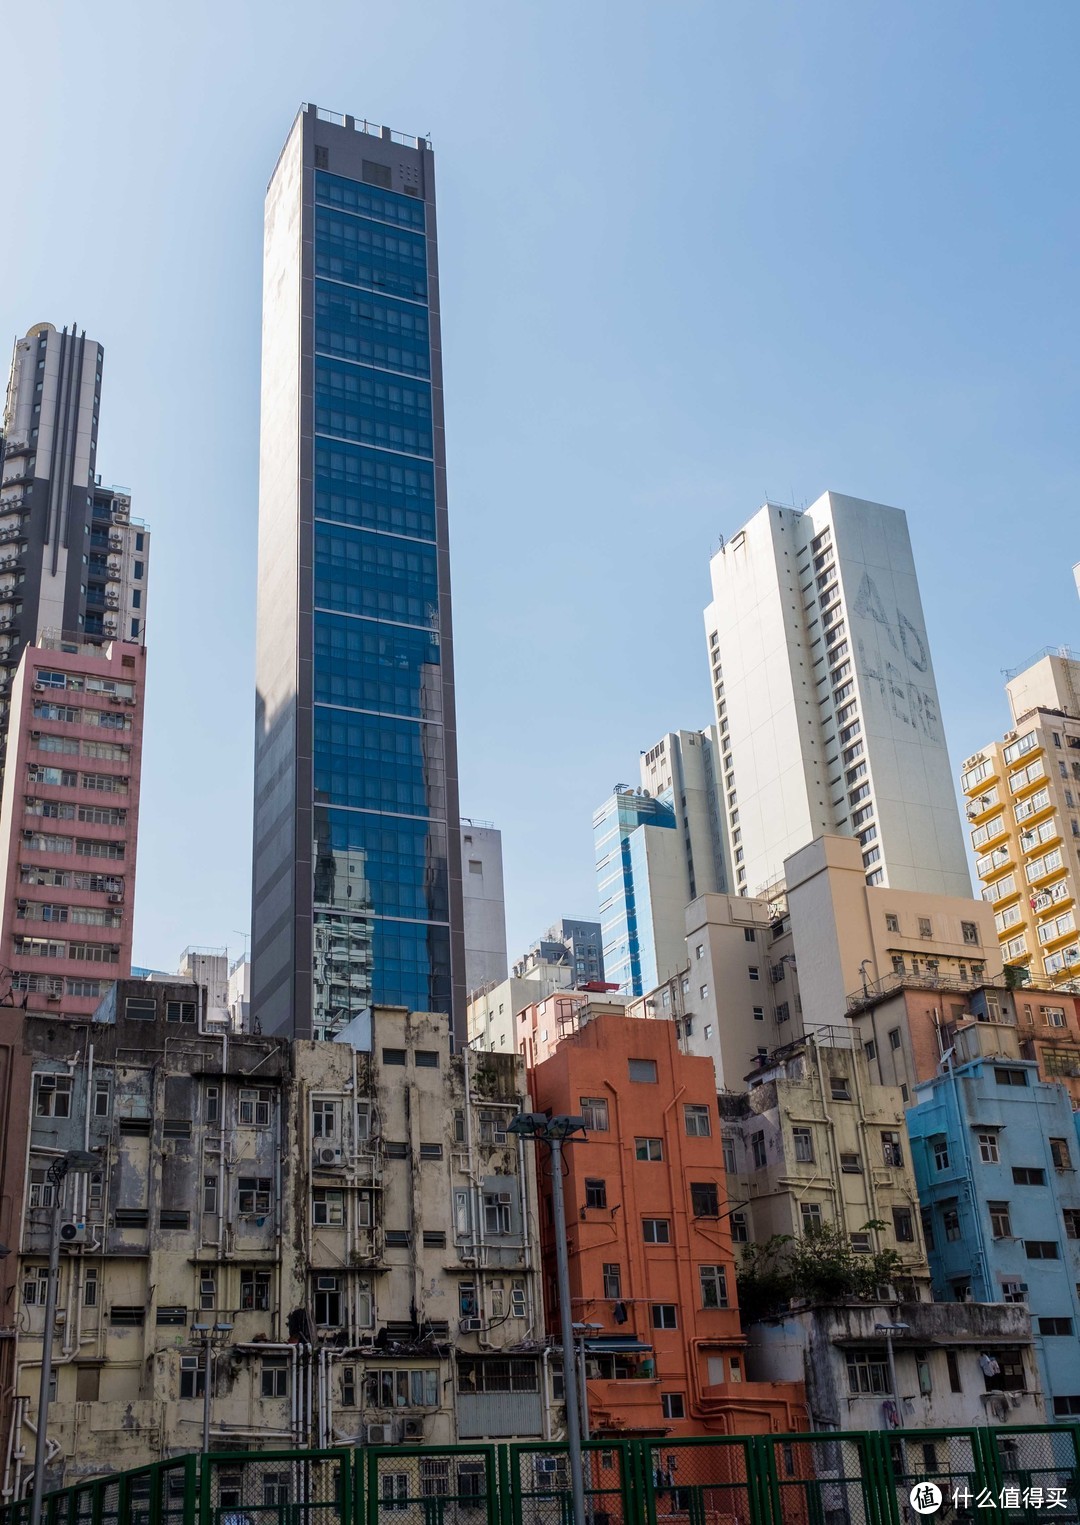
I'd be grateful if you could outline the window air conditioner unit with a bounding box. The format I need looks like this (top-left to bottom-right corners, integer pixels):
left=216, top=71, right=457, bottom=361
left=1018, top=1282, right=1029, bottom=1293
left=59, top=1220, right=87, bottom=1246
left=317, top=1147, right=343, bottom=1167
left=365, top=1422, right=393, bottom=1445
left=29, top=730, right=40, bottom=739
left=32, top=683, right=43, bottom=693
left=108, top=894, right=123, bottom=905
left=459, top=1317, right=484, bottom=1333
left=402, top=1417, right=425, bottom=1440
left=492, top=1128, right=507, bottom=1145
left=536, top=1458, right=560, bottom=1476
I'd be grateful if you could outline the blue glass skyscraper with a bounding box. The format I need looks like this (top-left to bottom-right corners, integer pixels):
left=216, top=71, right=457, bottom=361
left=593, top=788, right=678, bottom=997
left=252, top=105, right=464, bottom=1040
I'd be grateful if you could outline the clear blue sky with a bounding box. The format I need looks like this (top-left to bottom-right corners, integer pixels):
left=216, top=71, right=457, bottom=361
left=6, top=2, right=1079, bottom=971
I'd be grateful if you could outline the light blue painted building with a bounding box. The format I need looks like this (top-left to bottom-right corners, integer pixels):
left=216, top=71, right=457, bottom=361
left=907, top=1028, right=1080, bottom=1419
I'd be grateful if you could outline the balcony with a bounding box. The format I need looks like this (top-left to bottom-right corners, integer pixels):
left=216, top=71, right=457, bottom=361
left=1014, top=792, right=1054, bottom=826
left=966, top=790, right=1000, bottom=823
left=972, top=816, right=1009, bottom=852
left=1030, top=881, right=1074, bottom=915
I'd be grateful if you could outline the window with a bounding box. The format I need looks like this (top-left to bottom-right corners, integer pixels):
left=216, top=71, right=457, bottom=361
left=1051, top=1138, right=1073, bottom=1169
left=888, top=1028, right=901, bottom=1051
left=1064, top=1210, right=1080, bottom=1239
left=34, top=1074, right=72, bottom=1117
left=1013, top=1167, right=1045, bottom=1186
left=165, top=1001, right=196, bottom=1024
left=584, top=1179, right=607, bottom=1210
left=748, top=966, right=760, bottom=981
left=22, top=1267, right=49, bottom=1305
left=238, top=1088, right=273, bottom=1127
left=792, top=1127, right=815, bottom=1164
left=830, top=1076, right=851, bottom=1101
left=27, top=1169, right=56, bottom=1210
left=892, top=1206, right=915, bottom=1242
left=238, top=1177, right=272, bottom=1215
left=661, top=1392, right=686, bottom=1419
left=83, top=1268, right=98, bottom=1307
left=943, top=1207, right=961, bottom=1241
left=881, top=1132, right=903, bottom=1167
left=203, top=1175, right=218, bottom=1215
left=261, top=1358, right=289, bottom=1398
left=642, top=1218, right=671, bottom=1244
left=917, top=916, right=933, bottom=938
left=579, top=1097, right=608, bottom=1132
left=365, top=1369, right=439, bottom=1409
left=110, top=1306, right=145, bottom=1326
left=885, top=913, right=899, bottom=933
left=205, top=1086, right=219, bottom=1124
left=1025, top=1241, right=1060, bottom=1260
left=313, top=1276, right=342, bottom=1327
left=415, top=1049, right=440, bottom=1068
left=962, top=921, right=980, bottom=946
left=684, top=1104, right=711, bottom=1137
left=312, top=1188, right=344, bottom=1226
left=691, top=1182, right=719, bottom=1217
left=199, top=1274, right=217, bottom=1311
left=989, top=1202, right=1012, bottom=1239
left=946, top=1351, right=962, bottom=1393
left=628, top=1059, right=657, bottom=1083
left=483, top=1191, right=512, bottom=1234
left=846, top=1350, right=890, bottom=1395
left=1039, top=1318, right=1074, bottom=1337
left=753, top=1006, right=764, bottom=1021
left=994, top=1067, right=1028, bottom=1087
left=840, top=1152, right=862, bottom=1173
left=932, top=1137, right=949, bottom=1171
left=978, top=1132, right=1000, bottom=1164
left=241, top=1270, right=272, bottom=1311
left=800, top=1202, right=823, bottom=1233
left=651, top=1304, right=678, bottom=1330
left=750, top=1132, right=767, bottom=1169
left=382, top=1048, right=407, bottom=1066
left=723, top=1137, right=737, bottom=1173
left=864, top=1039, right=876, bottom=1061
left=635, top=1138, right=663, bottom=1161
left=179, top=1356, right=205, bottom=1400
left=699, top=1265, right=729, bottom=1309
left=730, top=1212, right=748, bottom=1243
left=602, top=1263, right=622, bottom=1299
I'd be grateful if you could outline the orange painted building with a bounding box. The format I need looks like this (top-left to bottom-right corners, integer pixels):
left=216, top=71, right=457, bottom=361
left=529, top=1014, right=806, bottom=1437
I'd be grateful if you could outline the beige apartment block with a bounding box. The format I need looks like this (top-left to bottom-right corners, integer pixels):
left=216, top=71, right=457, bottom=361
left=962, top=649, right=1080, bottom=985
left=632, top=836, right=998, bottom=1100
left=4, top=992, right=546, bottom=1496
left=783, top=835, right=1000, bottom=1033
left=718, top=1030, right=931, bottom=1292
left=466, top=959, right=571, bottom=1054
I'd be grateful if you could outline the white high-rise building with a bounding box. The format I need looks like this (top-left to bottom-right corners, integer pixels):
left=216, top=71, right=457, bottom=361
left=704, top=491, right=969, bottom=899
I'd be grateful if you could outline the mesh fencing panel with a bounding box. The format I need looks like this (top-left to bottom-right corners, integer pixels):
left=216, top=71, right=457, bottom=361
left=992, top=1427, right=1080, bottom=1523
left=364, top=1445, right=498, bottom=1524
left=881, top=1426, right=982, bottom=1524
left=640, top=1436, right=757, bottom=1525
left=508, top=1442, right=632, bottom=1525
left=762, top=1432, right=875, bottom=1525
left=205, top=1452, right=351, bottom=1525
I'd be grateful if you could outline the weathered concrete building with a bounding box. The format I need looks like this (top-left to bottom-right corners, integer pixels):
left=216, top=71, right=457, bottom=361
left=719, top=1029, right=931, bottom=1288
left=1, top=991, right=546, bottom=1497
left=746, top=1300, right=1044, bottom=1431
left=289, top=1007, right=546, bottom=1448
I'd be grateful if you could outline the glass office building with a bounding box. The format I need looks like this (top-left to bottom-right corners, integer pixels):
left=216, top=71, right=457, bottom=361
left=252, top=105, right=464, bottom=1041
left=593, top=788, right=678, bottom=997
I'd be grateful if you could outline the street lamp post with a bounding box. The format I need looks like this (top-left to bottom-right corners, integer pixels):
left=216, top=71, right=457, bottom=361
left=572, top=1322, right=603, bottom=1442
left=509, top=1112, right=588, bottom=1525
left=29, top=1149, right=99, bottom=1525
left=190, top=1322, right=234, bottom=1454
left=876, top=1322, right=911, bottom=1487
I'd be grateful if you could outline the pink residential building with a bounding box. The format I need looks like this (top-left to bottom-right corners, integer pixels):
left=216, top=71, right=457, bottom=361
left=0, top=637, right=145, bottom=1020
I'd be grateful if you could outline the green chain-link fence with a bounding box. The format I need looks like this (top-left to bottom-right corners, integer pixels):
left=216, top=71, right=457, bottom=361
left=3, top=1425, right=1079, bottom=1525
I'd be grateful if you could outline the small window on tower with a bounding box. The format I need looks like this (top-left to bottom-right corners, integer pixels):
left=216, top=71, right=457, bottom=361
left=362, top=159, right=392, bottom=189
